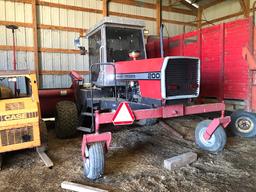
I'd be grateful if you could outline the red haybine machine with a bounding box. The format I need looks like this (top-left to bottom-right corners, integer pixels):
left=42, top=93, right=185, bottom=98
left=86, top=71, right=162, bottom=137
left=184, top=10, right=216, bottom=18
left=56, top=17, right=231, bottom=180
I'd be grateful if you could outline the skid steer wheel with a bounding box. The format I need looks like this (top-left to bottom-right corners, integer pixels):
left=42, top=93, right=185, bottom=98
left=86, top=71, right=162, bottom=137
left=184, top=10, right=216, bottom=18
left=229, top=110, right=256, bottom=138
left=55, top=101, right=79, bottom=139
left=195, top=120, right=227, bottom=153
left=137, top=118, right=158, bottom=126
left=83, top=142, right=105, bottom=180
left=39, top=119, right=48, bottom=152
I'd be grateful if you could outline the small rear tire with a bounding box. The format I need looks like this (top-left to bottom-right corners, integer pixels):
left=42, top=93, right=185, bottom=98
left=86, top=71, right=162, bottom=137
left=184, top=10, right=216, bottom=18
left=195, top=120, right=227, bottom=153
left=83, top=142, right=105, bottom=180
left=229, top=110, right=256, bottom=138
left=55, top=101, right=79, bottom=139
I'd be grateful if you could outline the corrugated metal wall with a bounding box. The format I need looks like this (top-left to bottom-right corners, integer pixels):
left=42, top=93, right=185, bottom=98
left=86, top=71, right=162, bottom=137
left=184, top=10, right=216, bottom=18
left=38, top=0, right=103, bottom=88
left=0, top=1, right=34, bottom=71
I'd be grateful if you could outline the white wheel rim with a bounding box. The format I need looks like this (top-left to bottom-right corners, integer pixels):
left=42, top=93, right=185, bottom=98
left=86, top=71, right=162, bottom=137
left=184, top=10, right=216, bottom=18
left=235, top=117, right=254, bottom=133
left=199, top=127, right=216, bottom=147
left=84, top=146, right=90, bottom=172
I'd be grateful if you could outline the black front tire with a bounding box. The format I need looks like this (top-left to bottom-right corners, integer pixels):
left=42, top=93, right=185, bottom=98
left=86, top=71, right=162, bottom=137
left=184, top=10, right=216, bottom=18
left=83, top=142, right=105, bottom=180
left=229, top=110, right=256, bottom=138
left=55, top=101, right=79, bottom=139
left=195, top=120, right=227, bottom=153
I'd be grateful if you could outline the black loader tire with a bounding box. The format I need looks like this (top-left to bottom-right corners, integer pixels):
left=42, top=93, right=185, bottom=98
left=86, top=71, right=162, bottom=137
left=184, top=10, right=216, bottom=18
left=195, top=120, right=227, bottom=153
left=83, top=142, right=105, bottom=180
left=229, top=110, right=256, bottom=138
left=55, top=101, right=79, bottom=139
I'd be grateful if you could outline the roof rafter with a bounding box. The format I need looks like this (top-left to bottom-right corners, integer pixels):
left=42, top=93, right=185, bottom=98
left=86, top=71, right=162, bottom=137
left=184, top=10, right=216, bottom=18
left=239, top=0, right=250, bottom=17
left=202, top=0, right=226, bottom=9
left=180, top=0, right=198, bottom=13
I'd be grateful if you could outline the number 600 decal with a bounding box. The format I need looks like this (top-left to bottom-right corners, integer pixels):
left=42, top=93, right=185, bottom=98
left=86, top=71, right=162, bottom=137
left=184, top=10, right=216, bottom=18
left=148, top=72, right=161, bottom=79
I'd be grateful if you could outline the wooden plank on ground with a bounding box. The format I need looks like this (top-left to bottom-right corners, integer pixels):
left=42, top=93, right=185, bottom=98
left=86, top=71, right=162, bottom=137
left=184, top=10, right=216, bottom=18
left=61, top=181, right=108, bottom=192
left=36, top=148, right=53, bottom=168
left=164, top=152, right=197, bottom=171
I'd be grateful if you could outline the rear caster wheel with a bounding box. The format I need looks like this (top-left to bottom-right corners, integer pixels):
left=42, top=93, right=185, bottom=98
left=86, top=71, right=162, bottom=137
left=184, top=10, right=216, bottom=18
left=83, top=142, right=105, bottom=180
left=195, top=120, right=227, bottom=153
left=230, top=110, right=256, bottom=138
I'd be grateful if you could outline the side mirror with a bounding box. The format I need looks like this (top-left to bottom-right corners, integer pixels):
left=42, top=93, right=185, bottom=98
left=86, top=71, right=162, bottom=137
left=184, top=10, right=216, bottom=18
left=74, top=37, right=81, bottom=48
left=74, top=37, right=87, bottom=55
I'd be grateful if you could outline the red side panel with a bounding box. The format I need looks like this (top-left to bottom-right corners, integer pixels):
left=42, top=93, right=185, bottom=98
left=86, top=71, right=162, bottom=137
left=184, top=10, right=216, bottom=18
left=146, top=18, right=251, bottom=102
left=201, top=25, right=223, bottom=98
left=146, top=42, right=156, bottom=59
left=168, top=36, right=182, bottom=56
left=183, top=31, right=200, bottom=58
left=139, top=80, right=162, bottom=99
left=115, top=58, right=164, bottom=73
left=224, top=19, right=250, bottom=100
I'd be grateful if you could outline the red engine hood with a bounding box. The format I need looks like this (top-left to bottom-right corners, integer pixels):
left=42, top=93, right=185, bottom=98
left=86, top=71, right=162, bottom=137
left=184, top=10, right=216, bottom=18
left=115, top=58, right=164, bottom=74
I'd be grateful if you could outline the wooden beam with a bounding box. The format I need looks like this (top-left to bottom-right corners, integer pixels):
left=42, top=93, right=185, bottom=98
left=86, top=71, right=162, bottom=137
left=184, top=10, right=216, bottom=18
left=162, top=19, right=196, bottom=27
left=0, top=21, right=87, bottom=35
left=162, top=6, right=197, bottom=16
left=32, top=0, right=40, bottom=80
left=180, top=0, right=197, bottom=13
left=38, top=24, right=87, bottom=36
left=61, top=181, right=108, bottom=192
left=110, top=0, right=195, bottom=16
left=0, top=45, right=80, bottom=54
left=103, top=0, right=109, bottom=17
left=40, top=70, right=89, bottom=75
left=109, top=11, right=156, bottom=21
left=202, top=11, right=244, bottom=26
left=4, top=0, right=32, bottom=3
left=156, top=0, right=162, bottom=36
left=239, top=0, right=250, bottom=17
left=37, top=1, right=102, bottom=14
left=202, top=0, right=225, bottom=9
left=197, top=8, right=203, bottom=28
left=39, top=48, right=80, bottom=54
left=0, top=45, right=34, bottom=52
left=110, top=0, right=155, bottom=9
left=0, top=21, right=33, bottom=28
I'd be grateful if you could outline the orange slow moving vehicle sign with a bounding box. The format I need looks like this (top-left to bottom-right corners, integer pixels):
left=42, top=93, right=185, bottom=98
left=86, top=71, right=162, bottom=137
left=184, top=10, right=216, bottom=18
left=112, top=102, right=135, bottom=125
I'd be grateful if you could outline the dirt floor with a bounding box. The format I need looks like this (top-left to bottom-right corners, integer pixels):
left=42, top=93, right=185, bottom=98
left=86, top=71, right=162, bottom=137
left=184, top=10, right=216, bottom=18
left=1, top=115, right=256, bottom=192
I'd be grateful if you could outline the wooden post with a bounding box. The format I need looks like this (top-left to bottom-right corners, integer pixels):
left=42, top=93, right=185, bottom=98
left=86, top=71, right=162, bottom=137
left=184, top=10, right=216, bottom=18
left=239, top=0, right=250, bottom=18
left=156, top=0, right=162, bottom=36
left=103, top=0, right=108, bottom=17
left=197, top=8, right=203, bottom=29
left=32, top=0, right=40, bottom=83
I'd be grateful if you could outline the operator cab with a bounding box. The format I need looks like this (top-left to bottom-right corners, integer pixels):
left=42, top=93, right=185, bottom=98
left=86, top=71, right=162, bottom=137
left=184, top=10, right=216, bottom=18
left=85, top=16, right=146, bottom=65
left=76, top=17, right=147, bottom=87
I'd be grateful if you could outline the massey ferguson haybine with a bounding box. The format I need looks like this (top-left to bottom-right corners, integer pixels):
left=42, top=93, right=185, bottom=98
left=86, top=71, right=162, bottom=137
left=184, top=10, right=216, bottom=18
left=52, top=17, right=231, bottom=180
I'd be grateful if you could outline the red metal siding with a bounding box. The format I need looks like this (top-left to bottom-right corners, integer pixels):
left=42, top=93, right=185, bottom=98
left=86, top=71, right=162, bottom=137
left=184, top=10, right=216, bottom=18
left=201, top=25, right=223, bottom=98
left=146, top=18, right=251, bottom=102
left=224, top=19, right=250, bottom=100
